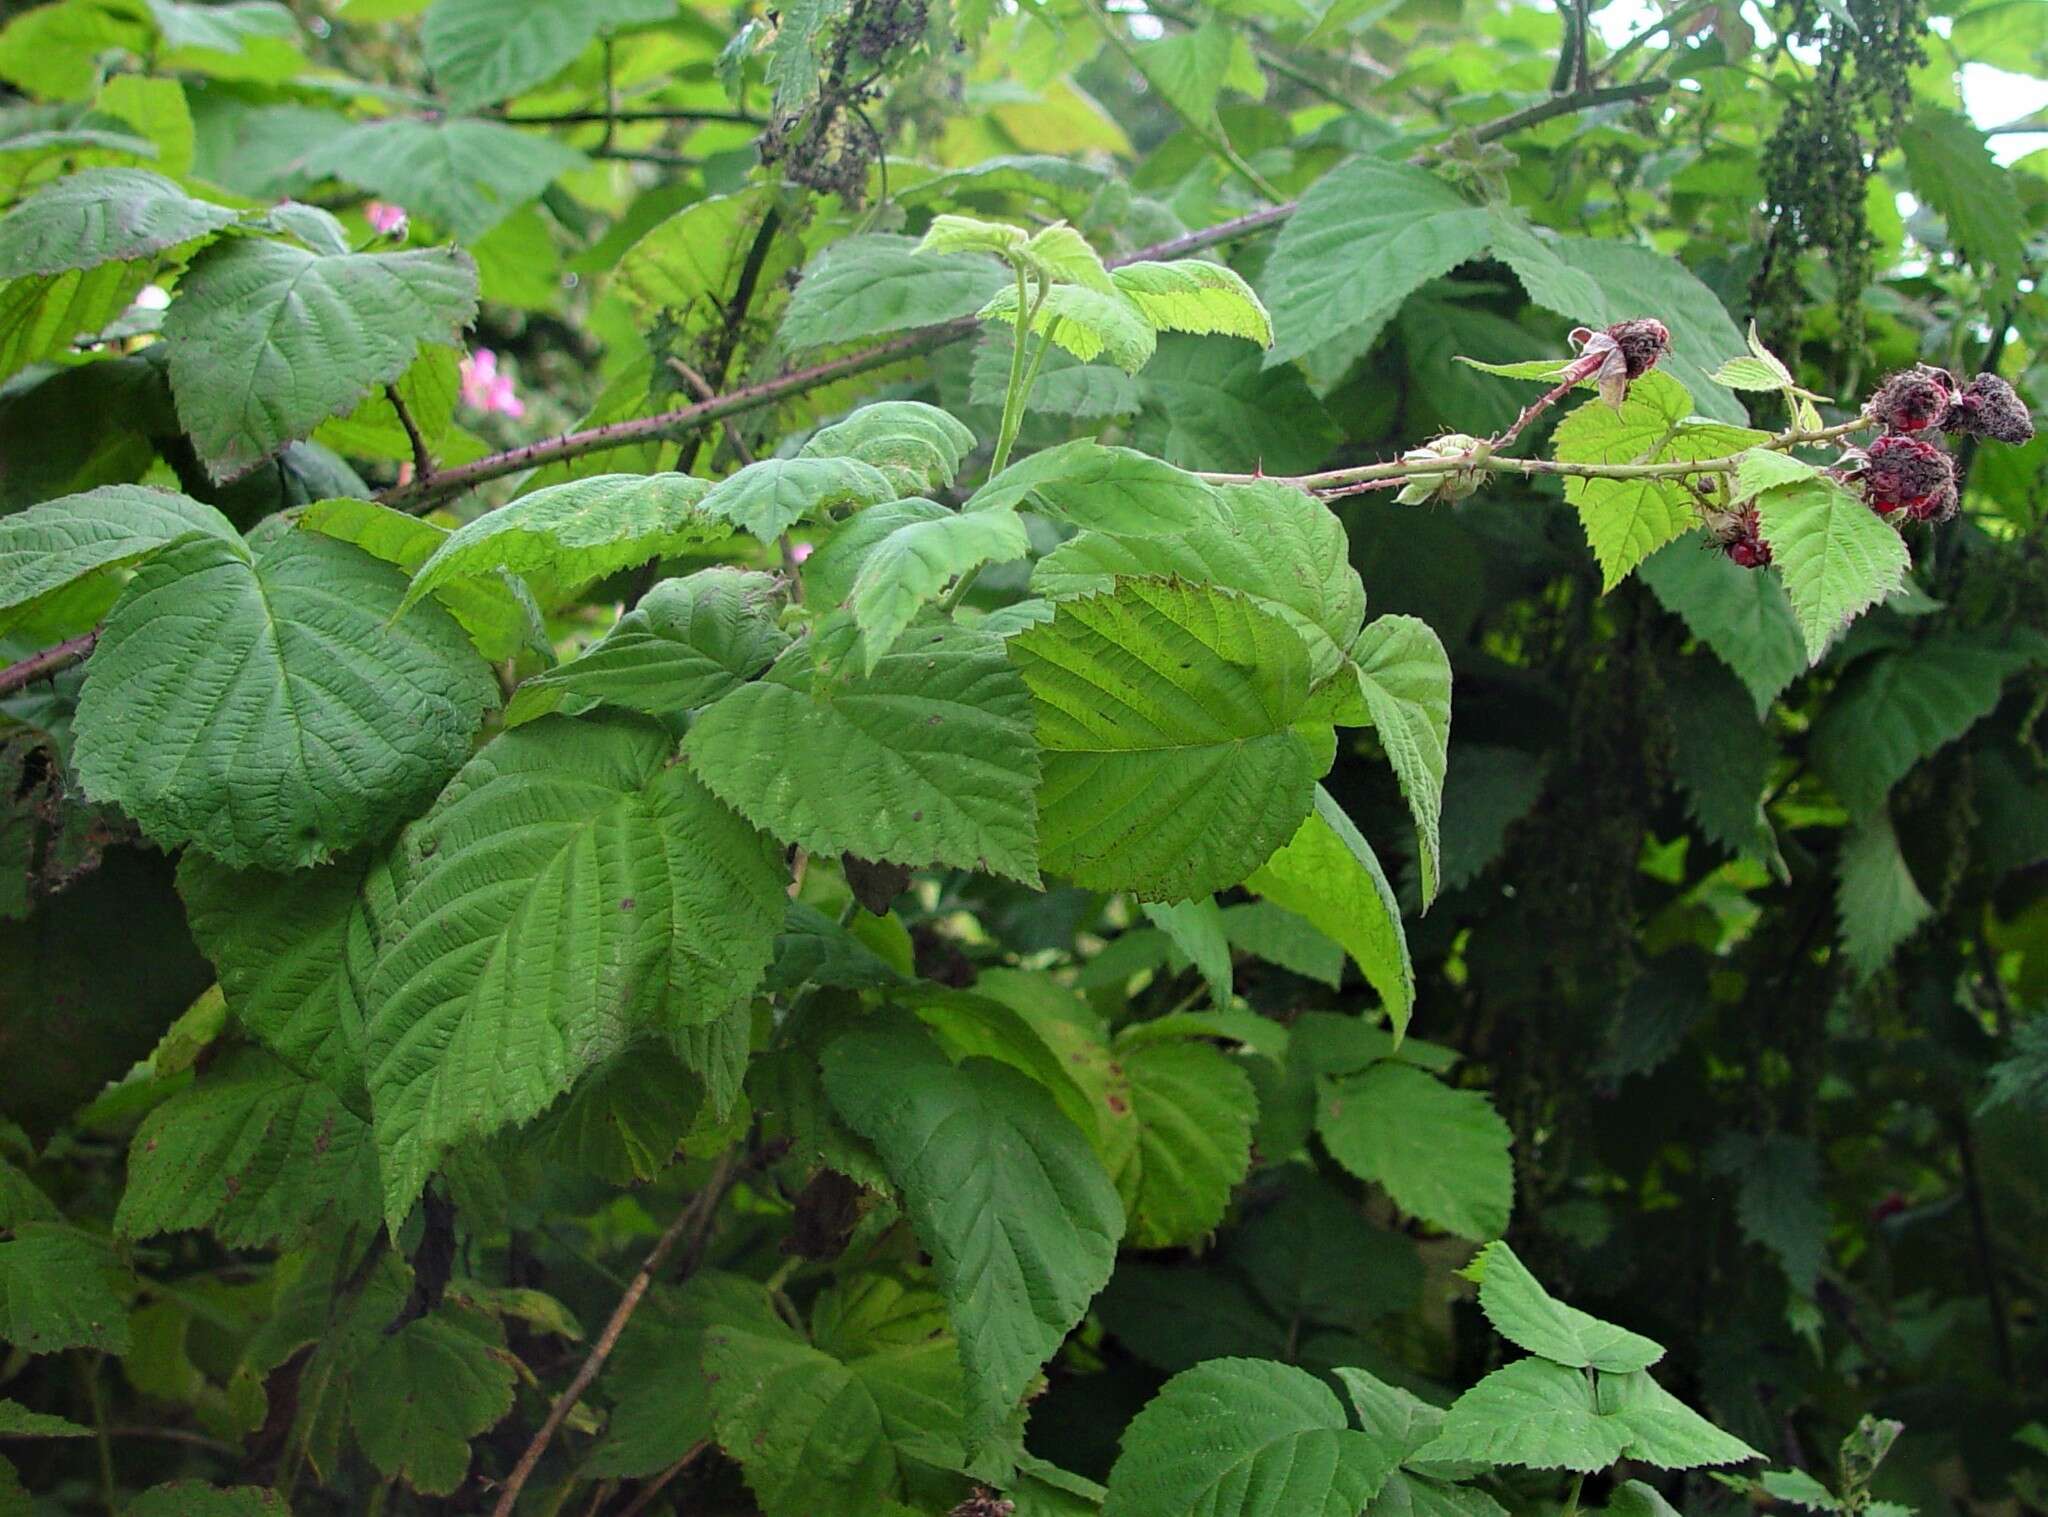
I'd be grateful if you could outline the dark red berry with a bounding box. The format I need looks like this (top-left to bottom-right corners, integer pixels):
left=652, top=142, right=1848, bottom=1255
left=1604, top=318, right=1672, bottom=379
left=1942, top=372, right=2034, bottom=445
left=1869, top=366, right=1953, bottom=433
left=1719, top=507, right=1771, bottom=568
left=1861, top=434, right=1954, bottom=517
left=1905, top=474, right=1959, bottom=524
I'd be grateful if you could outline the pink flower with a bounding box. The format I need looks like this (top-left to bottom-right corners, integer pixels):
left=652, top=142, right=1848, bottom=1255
left=459, top=348, right=525, bottom=419
left=364, top=201, right=409, bottom=238
left=789, top=541, right=815, bottom=563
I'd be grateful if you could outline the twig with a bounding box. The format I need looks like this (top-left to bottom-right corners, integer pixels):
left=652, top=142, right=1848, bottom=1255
left=1952, top=1110, right=2018, bottom=1388
left=590, top=148, right=699, bottom=167
left=77, top=1354, right=114, bottom=1517
left=359, top=79, right=1667, bottom=512
left=1595, top=0, right=1715, bottom=80
left=1201, top=413, right=1873, bottom=495
left=617, top=1444, right=710, bottom=1517
left=0, top=629, right=99, bottom=698
left=500, top=107, right=763, bottom=126
left=1079, top=0, right=1282, bottom=201
left=488, top=1153, right=741, bottom=1517
left=386, top=383, right=436, bottom=483
left=104, top=1426, right=240, bottom=1457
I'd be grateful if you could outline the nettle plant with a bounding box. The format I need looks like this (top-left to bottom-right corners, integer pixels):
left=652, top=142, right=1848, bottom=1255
left=0, top=1, right=2034, bottom=1512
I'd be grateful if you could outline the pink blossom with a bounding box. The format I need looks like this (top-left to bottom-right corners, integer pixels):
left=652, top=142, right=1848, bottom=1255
left=364, top=201, right=409, bottom=237
left=789, top=541, right=815, bottom=563
left=459, top=348, right=525, bottom=419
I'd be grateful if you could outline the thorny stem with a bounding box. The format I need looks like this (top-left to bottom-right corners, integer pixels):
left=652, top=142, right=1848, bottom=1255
left=0, top=629, right=99, bottom=698
left=1200, top=413, right=1876, bottom=497
left=488, top=1151, right=741, bottom=1517
left=499, top=106, right=764, bottom=126
left=77, top=1354, right=115, bottom=1517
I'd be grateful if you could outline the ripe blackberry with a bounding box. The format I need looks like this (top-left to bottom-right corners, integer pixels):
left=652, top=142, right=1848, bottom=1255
left=1869, top=365, right=1953, bottom=433
left=1861, top=434, right=1954, bottom=517
left=1942, top=372, right=2034, bottom=444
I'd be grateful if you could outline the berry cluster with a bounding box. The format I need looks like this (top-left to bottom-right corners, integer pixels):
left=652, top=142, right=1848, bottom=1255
left=1718, top=364, right=2034, bottom=568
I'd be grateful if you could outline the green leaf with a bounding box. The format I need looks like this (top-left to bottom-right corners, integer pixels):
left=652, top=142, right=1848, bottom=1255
left=849, top=506, right=1031, bottom=669
left=1111, top=260, right=1272, bottom=346
left=296, top=499, right=538, bottom=661
left=1412, top=1358, right=1626, bottom=1471
left=1261, top=157, right=1492, bottom=370
left=1836, top=812, right=1934, bottom=980
left=1666, top=659, right=1783, bottom=874
left=115, top=1048, right=378, bottom=1249
left=0, top=262, right=149, bottom=384
left=1337, top=615, right=1451, bottom=906
left=0, top=1223, right=129, bottom=1354
left=348, top=1303, right=520, bottom=1493
left=0, top=484, right=240, bottom=637
left=595, top=1272, right=786, bottom=1477
left=1317, top=1062, right=1511, bottom=1238
left=303, top=116, right=587, bottom=243
left=536, top=1046, right=701, bottom=1184
left=979, top=281, right=1157, bottom=375
left=1113, top=1037, right=1256, bottom=1248
left=1708, top=1132, right=1827, bottom=1295
left=1899, top=109, right=2027, bottom=278
left=1762, top=1471, right=1843, bottom=1511
left=1639, top=533, right=1807, bottom=714
left=1551, top=374, right=1764, bottom=588
left=1139, top=897, right=1233, bottom=1008
left=917, top=212, right=1030, bottom=259
left=1713, top=356, right=1794, bottom=392
left=684, top=614, right=1041, bottom=883
left=973, top=329, right=1143, bottom=420
left=176, top=850, right=384, bottom=1100
left=781, top=233, right=1009, bottom=352
left=700, top=455, right=899, bottom=542
left=822, top=1027, right=1124, bottom=1445
left=1128, top=16, right=1235, bottom=122
left=0, top=1398, right=90, bottom=1437
left=366, top=714, right=787, bottom=1227
left=971, top=440, right=1219, bottom=531
left=1593, top=1370, right=1762, bottom=1469
left=1735, top=447, right=1818, bottom=497
left=1812, top=634, right=2036, bottom=815
left=802, top=401, right=979, bottom=495
left=1465, top=1240, right=1663, bottom=1371
left=505, top=567, right=789, bottom=727
left=612, top=190, right=801, bottom=345
left=146, top=0, right=306, bottom=81
left=1131, top=334, right=1337, bottom=475
left=124, top=1486, right=289, bottom=1517
left=1024, top=223, right=1118, bottom=294
left=1101, top=1357, right=1401, bottom=1517
left=1246, top=787, right=1415, bottom=1035
left=421, top=0, right=674, bottom=110
left=400, top=473, right=726, bottom=614
left=1033, top=479, right=1365, bottom=682
left=74, top=530, right=496, bottom=870
left=1755, top=479, right=1912, bottom=662
left=163, top=236, right=478, bottom=480
left=763, top=0, right=849, bottom=110
left=1011, top=579, right=1322, bottom=901
left=1220, top=901, right=1344, bottom=987
left=0, top=166, right=236, bottom=276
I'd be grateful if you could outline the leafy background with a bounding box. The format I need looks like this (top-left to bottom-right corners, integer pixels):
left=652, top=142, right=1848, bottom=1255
left=0, top=0, right=2046, bottom=1513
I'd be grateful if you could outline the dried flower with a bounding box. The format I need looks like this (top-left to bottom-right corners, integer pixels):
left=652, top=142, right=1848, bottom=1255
left=1567, top=318, right=1672, bottom=408
left=1942, top=372, right=2034, bottom=445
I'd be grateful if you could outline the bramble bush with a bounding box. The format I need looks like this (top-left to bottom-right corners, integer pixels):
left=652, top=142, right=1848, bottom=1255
left=0, top=0, right=2044, bottom=1513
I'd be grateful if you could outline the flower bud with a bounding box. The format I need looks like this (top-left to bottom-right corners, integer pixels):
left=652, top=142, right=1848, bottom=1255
left=1395, top=435, right=1483, bottom=505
